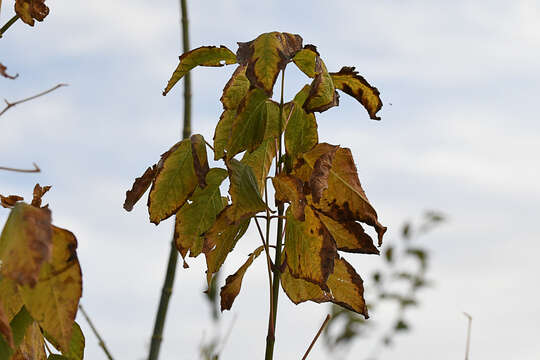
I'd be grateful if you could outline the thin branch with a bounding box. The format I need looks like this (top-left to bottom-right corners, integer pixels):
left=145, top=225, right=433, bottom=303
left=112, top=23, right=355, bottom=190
left=0, top=15, right=19, bottom=38
left=302, top=314, right=331, bottom=360
left=0, top=162, right=40, bottom=173
left=204, top=140, right=214, bottom=151
left=463, top=312, right=472, bottom=360
left=0, top=83, right=67, bottom=117
left=254, top=217, right=275, bottom=335
left=79, top=304, right=115, bottom=360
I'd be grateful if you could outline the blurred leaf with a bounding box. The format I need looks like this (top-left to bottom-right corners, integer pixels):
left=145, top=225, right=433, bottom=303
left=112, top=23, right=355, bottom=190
left=394, top=319, right=409, bottom=332
left=0, top=203, right=52, bottom=287
left=20, top=226, right=82, bottom=352
left=0, top=195, right=24, bottom=209
left=237, top=32, right=303, bottom=95
left=15, top=0, right=49, bottom=26
left=330, top=67, right=382, bottom=120
left=12, top=321, right=46, bottom=360
left=401, top=222, right=411, bottom=240
left=44, top=322, right=84, bottom=360
left=406, top=248, right=428, bottom=270
left=163, top=46, right=236, bottom=95
left=0, top=298, right=14, bottom=349
left=384, top=246, right=394, bottom=264
left=220, top=246, right=264, bottom=311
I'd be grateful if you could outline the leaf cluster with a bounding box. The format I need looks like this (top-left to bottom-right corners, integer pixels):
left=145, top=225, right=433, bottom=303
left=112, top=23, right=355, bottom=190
left=0, top=185, right=85, bottom=360
left=125, top=31, right=385, bottom=318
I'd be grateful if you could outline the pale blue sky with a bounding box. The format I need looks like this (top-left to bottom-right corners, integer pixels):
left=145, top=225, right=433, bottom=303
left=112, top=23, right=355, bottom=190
left=2, top=1, right=539, bottom=359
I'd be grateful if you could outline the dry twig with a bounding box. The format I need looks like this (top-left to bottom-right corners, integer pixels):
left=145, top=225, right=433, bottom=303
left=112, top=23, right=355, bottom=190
left=0, top=83, right=67, bottom=117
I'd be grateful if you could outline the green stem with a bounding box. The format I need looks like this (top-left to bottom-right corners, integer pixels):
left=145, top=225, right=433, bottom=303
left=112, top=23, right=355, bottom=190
left=147, top=1, right=190, bottom=359
left=265, top=69, right=286, bottom=360
left=0, top=15, right=19, bottom=38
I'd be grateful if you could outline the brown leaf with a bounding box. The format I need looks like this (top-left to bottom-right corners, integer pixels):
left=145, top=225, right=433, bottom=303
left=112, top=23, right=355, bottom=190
left=0, top=194, right=24, bottom=208
left=15, top=0, right=49, bottom=26
left=281, top=257, right=369, bottom=317
left=0, top=299, right=14, bottom=349
left=0, top=203, right=52, bottom=287
left=304, top=57, right=339, bottom=113
left=309, top=145, right=338, bottom=203
left=30, top=184, right=51, bottom=208
left=219, top=246, right=264, bottom=311
left=330, top=66, right=383, bottom=120
left=12, top=321, right=46, bottom=360
left=317, top=211, right=379, bottom=254
left=0, top=63, right=18, bottom=80
left=191, top=134, right=210, bottom=188
left=123, top=165, right=158, bottom=211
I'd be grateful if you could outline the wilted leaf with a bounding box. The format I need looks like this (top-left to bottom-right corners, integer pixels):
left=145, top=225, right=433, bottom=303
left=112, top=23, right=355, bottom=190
left=15, top=0, right=49, bottom=26
left=317, top=211, right=379, bottom=254
left=225, top=159, right=267, bottom=223
left=0, top=195, right=24, bottom=209
left=304, top=57, right=339, bottom=113
left=228, top=88, right=278, bottom=159
left=281, top=257, right=369, bottom=317
left=330, top=67, right=382, bottom=120
left=0, top=203, right=52, bottom=287
left=175, top=168, right=228, bottom=259
left=284, top=85, right=318, bottom=160
left=309, top=145, right=338, bottom=204
left=272, top=173, right=306, bottom=221
left=0, top=63, right=18, bottom=80
left=123, top=165, right=157, bottom=211
left=284, top=206, right=337, bottom=287
left=241, top=138, right=276, bottom=197
left=20, top=226, right=82, bottom=352
left=292, top=45, right=319, bottom=78
left=204, top=207, right=250, bottom=285
left=299, top=143, right=386, bottom=245
left=148, top=135, right=207, bottom=224
left=31, top=184, right=51, bottom=208
left=12, top=321, right=46, bottom=360
left=163, top=46, right=236, bottom=95
left=237, top=32, right=303, bottom=95
left=191, top=134, right=210, bottom=187
left=220, top=246, right=264, bottom=311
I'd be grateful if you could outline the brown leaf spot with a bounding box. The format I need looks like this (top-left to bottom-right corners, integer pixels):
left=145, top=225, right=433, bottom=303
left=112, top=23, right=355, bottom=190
left=191, top=135, right=210, bottom=188
left=123, top=165, right=157, bottom=211
left=309, top=145, right=338, bottom=203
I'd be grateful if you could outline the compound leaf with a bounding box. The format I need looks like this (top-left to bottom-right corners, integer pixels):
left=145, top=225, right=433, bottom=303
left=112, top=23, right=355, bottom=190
left=163, top=46, right=237, bottom=95
left=20, top=226, right=82, bottom=352
left=0, top=203, right=52, bottom=287
left=330, top=66, right=382, bottom=120
left=220, top=246, right=264, bottom=311
left=237, top=32, right=303, bottom=95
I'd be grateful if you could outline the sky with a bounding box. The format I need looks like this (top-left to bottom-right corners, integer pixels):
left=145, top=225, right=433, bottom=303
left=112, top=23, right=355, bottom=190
left=1, top=0, right=540, bottom=359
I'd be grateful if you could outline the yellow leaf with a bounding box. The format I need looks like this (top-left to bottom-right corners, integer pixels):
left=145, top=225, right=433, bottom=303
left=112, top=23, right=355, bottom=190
left=0, top=277, right=23, bottom=321
left=237, top=32, right=303, bottom=95
left=0, top=203, right=52, bottom=287
left=20, top=226, right=82, bottom=352
left=0, top=298, right=14, bottom=349
left=12, top=321, right=46, bottom=360
left=317, top=212, right=379, bottom=254
left=272, top=173, right=306, bottom=221
left=284, top=85, right=318, bottom=160
left=241, top=138, right=276, bottom=197
left=219, top=246, right=264, bottom=311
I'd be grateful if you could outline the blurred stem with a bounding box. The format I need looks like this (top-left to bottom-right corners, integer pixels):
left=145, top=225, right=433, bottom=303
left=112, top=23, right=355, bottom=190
left=265, top=69, right=285, bottom=360
left=79, top=304, right=115, bottom=360
left=0, top=15, right=19, bottom=38
left=147, top=1, right=190, bottom=359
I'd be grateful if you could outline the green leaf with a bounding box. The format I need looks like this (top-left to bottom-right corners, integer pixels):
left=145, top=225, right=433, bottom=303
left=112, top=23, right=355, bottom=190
left=297, top=143, right=386, bottom=245
left=204, top=207, right=250, bottom=285
left=237, top=32, right=303, bottom=95
left=226, top=159, right=267, bottom=223
left=241, top=138, right=276, bottom=197
left=330, top=67, right=382, bottom=120
left=0, top=300, right=13, bottom=349
left=284, top=206, right=337, bottom=287
left=284, top=85, right=318, bottom=160
left=163, top=46, right=237, bottom=95
left=148, top=135, right=208, bottom=224
left=292, top=45, right=319, bottom=78
left=174, top=168, right=228, bottom=259
left=281, top=257, right=369, bottom=317
left=384, top=246, right=394, bottom=263
left=20, top=226, right=82, bottom=353
left=48, top=355, right=69, bottom=360
left=0, top=306, right=34, bottom=359
left=304, top=57, right=339, bottom=113
left=219, top=246, right=264, bottom=311
left=0, top=203, right=52, bottom=287
left=44, top=322, right=84, bottom=360
left=213, top=110, right=235, bottom=161
left=227, top=88, right=278, bottom=159
left=13, top=320, right=46, bottom=360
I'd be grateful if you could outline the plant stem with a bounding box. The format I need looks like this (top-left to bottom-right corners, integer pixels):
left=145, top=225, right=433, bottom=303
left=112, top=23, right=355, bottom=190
left=147, top=1, right=190, bottom=359
left=79, top=304, right=115, bottom=360
left=0, top=15, right=19, bottom=38
left=265, top=69, right=286, bottom=360
left=301, top=314, right=331, bottom=360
